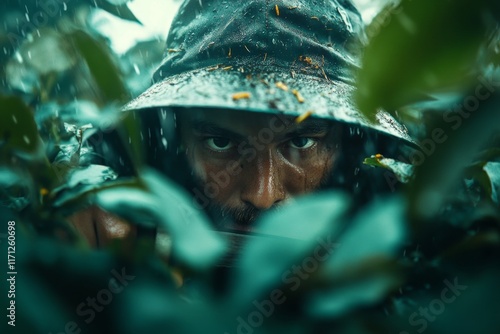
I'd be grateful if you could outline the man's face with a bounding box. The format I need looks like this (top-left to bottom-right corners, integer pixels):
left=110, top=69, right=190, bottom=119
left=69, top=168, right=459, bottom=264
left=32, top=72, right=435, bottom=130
left=178, top=109, right=341, bottom=232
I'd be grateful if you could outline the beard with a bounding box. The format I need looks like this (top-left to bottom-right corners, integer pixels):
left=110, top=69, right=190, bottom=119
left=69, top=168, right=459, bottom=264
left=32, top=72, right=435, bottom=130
left=205, top=201, right=280, bottom=233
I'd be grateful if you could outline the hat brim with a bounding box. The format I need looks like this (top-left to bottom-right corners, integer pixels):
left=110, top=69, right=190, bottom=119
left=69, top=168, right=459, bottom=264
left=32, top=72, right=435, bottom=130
left=123, top=64, right=416, bottom=145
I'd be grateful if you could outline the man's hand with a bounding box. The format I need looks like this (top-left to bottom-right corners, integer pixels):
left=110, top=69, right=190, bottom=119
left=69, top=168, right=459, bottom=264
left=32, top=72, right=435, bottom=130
left=68, top=206, right=137, bottom=248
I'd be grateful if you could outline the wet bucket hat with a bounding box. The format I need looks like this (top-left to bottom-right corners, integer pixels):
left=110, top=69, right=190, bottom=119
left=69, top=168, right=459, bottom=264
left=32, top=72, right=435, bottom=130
left=124, top=0, right=414, bottom=144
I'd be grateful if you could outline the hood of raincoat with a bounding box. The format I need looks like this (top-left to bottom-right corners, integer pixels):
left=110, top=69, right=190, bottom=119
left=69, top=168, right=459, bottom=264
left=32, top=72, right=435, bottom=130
left=124, top=0, right=414, bottom=145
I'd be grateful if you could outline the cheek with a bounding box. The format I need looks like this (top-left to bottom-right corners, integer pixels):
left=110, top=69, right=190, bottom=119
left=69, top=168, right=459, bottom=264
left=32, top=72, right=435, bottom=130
left=186, top=145, right=208, bottom=181
left=306, top=152, right=335, bottom=189
left=282, top=147, right=335, bottom=193
left=189, top=147, right=241, bottom=203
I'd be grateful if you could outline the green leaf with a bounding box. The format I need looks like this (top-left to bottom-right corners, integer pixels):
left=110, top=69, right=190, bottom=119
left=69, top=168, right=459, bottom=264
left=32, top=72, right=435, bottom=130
left=321, top=197, right=407, bottom=274
left=306, top=197, right=407, bottom=318
left=116, top=111, right=145, bottom=170
left=13, top=234, right=119, bottom=333
left=483, top=162, right=500, bottom=204
left=70, top=30, right=130, bottom=104
left=0, top=167, right=32, bottom=210
left=230, top=191, right=351, bottom=307
left=409, top=93, right=500, bottom=220
left=65, top=164, right=118, bottom=189
left=93, top=0, right=142, bottom=24
left=0, top=95, right=45, bottom=158
left=49, top=163, right=119, bottom=211
left=473, top=148, right=500, bottom=163
left=357, top=0, right=490, bottom=118
left=363, top=155, right=414, bottom=183
left=94, top=169, right=226, bottom=271
left=51, top=178, right=138, bottom=216
left=141, top=169, right=226, bottom=271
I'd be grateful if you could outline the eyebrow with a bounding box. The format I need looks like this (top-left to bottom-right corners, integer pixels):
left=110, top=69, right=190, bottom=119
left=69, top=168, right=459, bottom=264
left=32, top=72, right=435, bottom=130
left=191, top=121, right=246, bottom=140
left=285, top=119, right=331, bottom=137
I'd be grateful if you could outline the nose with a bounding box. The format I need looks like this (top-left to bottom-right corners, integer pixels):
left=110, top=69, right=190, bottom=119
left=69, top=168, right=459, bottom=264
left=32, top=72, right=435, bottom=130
left=240, top=150, right=285, bottom=209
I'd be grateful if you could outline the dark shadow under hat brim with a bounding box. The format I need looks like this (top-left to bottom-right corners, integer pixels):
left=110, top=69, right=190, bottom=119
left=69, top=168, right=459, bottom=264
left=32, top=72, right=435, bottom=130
left=123, top=63, right=416, bottom=146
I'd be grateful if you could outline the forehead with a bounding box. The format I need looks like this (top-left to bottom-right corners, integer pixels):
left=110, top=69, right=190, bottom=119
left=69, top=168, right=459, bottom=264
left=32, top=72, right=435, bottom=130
left=177, top=108, right=335, bottom=136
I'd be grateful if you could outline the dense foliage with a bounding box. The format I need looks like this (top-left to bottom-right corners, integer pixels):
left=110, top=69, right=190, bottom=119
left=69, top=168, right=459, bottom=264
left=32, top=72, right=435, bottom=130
left=1, top=0, right=499, bottom=333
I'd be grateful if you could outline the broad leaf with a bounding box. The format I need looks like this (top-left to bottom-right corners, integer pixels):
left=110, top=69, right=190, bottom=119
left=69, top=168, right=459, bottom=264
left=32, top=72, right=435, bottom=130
left=230, top=191, right=351, bottom=307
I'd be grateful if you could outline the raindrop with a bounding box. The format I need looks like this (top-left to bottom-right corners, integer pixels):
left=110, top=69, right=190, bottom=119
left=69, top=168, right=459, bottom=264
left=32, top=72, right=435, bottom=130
left=337, top=7, right=353, bottom=33
left=160, top=109, right=167, bottom=120
left=63, top=2, right=67, bottom=11
left=272, top=38, right=277, bottom=45
left=15, top=51, right=23, bottom=63
left=140, top=132, right=144, bottom=141
left=27, top=51, right=32, bottom=59
left=23, top=135, right=30, bottom=144
left=354, top=167, right=360, bottom=175
left=3, top=47, right=7, bottom=55
left=133, top=63, right=141, bottom=75
left=119, top=157, right=124, bottom=166
left=25, top=13, right=30, bottom=22
left=12, top=115, right=18, bottom=124
left=162, top=138, right=168, bottom=148
left=128, top=137, right=132, bottom=144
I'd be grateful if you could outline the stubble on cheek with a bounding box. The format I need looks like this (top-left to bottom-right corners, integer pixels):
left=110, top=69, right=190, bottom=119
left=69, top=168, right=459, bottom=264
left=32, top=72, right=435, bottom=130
left=305, top=144, right=337, bottom=191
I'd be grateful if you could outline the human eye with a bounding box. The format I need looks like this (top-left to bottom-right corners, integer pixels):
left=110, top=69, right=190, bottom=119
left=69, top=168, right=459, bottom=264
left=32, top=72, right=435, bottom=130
left=204, top=137, right=235, bottom=151
left=288, top=137, right=317, bottom=149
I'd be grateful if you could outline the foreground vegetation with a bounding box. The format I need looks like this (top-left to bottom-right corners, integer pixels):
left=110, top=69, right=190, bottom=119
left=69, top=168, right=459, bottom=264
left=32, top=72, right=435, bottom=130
left=1, top=0, right=499, bottom=333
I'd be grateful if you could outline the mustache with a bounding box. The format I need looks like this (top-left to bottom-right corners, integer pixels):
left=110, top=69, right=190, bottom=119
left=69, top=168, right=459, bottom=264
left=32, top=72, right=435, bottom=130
left=207, top=201, right=288, bottom=231
left=208, top=203, right=263, bottom=228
